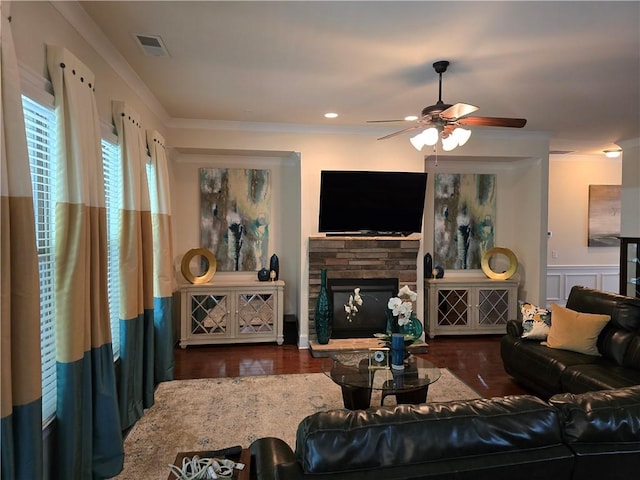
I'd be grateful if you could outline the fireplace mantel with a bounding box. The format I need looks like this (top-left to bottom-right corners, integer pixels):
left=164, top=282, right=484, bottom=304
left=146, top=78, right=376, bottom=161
left=308, top=234, right=421, bottom=341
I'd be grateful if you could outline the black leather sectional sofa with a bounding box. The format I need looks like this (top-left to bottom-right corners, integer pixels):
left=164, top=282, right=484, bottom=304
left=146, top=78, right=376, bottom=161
left=248, top=286, right=640, bottom=479
left=249, top=385, right=640, bottom=479
left=501, top=285, right=640, bottom=398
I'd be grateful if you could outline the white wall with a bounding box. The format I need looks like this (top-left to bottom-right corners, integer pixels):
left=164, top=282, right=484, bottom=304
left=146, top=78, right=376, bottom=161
left=619, top=139, right=640, bottom=237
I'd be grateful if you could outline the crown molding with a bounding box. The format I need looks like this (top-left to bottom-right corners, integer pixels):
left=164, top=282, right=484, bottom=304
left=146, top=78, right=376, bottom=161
left=51, top=1, right=170, bottom=124
left=166, top=117, right=393, bottom=136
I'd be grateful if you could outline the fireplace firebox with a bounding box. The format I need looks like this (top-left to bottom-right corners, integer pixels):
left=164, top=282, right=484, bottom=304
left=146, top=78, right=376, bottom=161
left=328, top=278, right=399, bottom=338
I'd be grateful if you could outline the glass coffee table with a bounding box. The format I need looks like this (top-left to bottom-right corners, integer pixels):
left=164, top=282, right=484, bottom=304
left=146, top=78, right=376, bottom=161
left=322, top=351, right=440, bottom=410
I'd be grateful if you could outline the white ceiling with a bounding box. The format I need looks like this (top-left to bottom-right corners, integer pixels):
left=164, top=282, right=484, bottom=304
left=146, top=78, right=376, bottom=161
left=77, top=1, right=640, bottom=156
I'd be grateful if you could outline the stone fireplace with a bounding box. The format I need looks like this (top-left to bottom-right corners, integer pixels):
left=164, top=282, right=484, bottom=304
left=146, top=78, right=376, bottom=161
left=308, top=234, right=421, bottom=342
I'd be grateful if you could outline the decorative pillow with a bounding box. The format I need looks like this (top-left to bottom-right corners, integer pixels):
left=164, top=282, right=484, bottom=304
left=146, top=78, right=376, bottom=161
left=520, top=301, right=551, bottom=340
left=543, top=303, right=610, bottom=356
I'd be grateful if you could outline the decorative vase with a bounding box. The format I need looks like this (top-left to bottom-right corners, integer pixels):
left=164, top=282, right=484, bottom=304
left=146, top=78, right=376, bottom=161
left=391, top=333, right=405, bottom=370
left=257, top=268, right=270, bottom=281
left=424, top=253, right=433, bottom=279
left=402, top=313, right=424, bottom=340
left=386, top=311, right=423, bottom=343
left=314, top=269, right=332, bottom=344
left=269, top=253, right=279, bottom=281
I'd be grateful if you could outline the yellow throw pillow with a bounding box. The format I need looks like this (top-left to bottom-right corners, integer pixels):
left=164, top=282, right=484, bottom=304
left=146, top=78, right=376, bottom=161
left=544, top=303, right=610, bottom=356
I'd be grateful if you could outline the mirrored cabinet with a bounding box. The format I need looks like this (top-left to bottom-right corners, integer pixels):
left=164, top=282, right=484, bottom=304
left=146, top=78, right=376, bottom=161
left=425, top=277, right=518, bottom=338
left=620, top=237, right=640, bottom=298
left=177, top=279, right=285, bottom=347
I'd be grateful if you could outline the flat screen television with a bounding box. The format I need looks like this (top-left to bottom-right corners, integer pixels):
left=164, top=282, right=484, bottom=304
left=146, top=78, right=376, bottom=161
left=319, top=170, right=428, bottom=236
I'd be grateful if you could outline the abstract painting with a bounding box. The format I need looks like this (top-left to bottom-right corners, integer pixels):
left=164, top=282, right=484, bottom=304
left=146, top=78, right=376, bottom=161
left=588, top=185, right=621, bottom=247
left=434, top=173, right=496, bottom=270
left=200, top=168, right=271, bottom=271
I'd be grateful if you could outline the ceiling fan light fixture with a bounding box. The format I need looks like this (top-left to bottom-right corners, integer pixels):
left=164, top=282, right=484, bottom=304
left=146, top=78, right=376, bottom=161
left=410, top=132, right=426, bottom=151
left=441, top=134, right=458, bottom=151
left=453, top=127, right=471, bottom=146
left=423, top=128, right=439, bottom=146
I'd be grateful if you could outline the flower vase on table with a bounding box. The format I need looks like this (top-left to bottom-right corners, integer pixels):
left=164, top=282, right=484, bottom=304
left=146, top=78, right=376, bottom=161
left=385, top=285, right=424, bottom=347
left=314, top=269, right=332, bottom=344
left=385, top=311, right=424, bottom=343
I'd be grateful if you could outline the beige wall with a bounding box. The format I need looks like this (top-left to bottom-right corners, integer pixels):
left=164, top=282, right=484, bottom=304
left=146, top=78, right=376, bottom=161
left=548, top=156, right=622, bottom=266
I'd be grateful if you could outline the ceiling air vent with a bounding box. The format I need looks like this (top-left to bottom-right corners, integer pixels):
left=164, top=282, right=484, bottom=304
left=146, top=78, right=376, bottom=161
left=134, top=34, right=169, bottom=57
left=549, top=150, right=574, bottom=155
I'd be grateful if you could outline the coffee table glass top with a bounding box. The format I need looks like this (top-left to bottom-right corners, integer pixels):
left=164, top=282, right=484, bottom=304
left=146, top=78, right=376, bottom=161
left=321, top=351, right=440, bottom=392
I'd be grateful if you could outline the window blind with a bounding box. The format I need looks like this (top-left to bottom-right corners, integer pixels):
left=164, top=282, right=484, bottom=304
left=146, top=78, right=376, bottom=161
left=102, top=139, right=122, bottom=358
left=22, top=95, right=57, bottom=425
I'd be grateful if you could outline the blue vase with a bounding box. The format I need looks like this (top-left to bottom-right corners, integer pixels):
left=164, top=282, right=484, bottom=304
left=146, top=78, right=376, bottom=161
left=386, top=310, right=423, bottom=342
left=314, top=269, right=332, bottom=344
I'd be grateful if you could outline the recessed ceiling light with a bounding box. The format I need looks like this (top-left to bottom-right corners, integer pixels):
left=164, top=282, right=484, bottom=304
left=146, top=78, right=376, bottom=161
left=324, top=112, right=338, bottom=119
left=603, top=149, right=622, bottom=158
left=404, top=115, right=418, bottom=121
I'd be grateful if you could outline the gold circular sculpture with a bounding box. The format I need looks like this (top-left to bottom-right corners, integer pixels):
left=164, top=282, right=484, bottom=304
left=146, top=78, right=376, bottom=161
left=481, top=247, right=518, bottom=280
left=181, top=248, right=217, bottom=284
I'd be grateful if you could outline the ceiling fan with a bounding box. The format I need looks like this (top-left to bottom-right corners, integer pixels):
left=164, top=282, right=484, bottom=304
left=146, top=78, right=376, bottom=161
left=369, top=60, right=527, bottom=149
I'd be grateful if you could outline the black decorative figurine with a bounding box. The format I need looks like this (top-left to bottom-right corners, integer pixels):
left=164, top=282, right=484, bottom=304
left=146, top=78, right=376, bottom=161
left=269, top=253, right=279, bottom=281
left=424, top=253, right=433, bottom=279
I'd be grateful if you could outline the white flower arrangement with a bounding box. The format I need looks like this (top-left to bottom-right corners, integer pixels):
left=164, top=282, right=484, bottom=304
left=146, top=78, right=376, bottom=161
left=344, top=288, right=363, bottom=322
left=387, top=285, right=418, bottom=326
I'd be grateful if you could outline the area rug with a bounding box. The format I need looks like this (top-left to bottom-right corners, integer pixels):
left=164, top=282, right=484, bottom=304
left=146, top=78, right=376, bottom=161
left=112, top=369, right=479, bottom=480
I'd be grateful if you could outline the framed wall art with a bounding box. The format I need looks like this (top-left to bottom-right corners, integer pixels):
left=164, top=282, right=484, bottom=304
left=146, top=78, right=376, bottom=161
left=434, top=173, right=496, bottom=270
left=588, top=185, right=621, bottom=247
left=199, top=168, right=271, bottom=271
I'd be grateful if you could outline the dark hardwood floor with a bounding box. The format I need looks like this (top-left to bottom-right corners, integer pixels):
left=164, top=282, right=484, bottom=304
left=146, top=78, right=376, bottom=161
left=174, top=335, right=530, bottom=398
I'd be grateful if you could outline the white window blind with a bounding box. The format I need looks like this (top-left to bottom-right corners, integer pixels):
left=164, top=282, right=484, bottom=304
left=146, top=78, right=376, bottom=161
left=102, top=140, right=121, bottom=358
left=22, top=95, right=57, bottom=425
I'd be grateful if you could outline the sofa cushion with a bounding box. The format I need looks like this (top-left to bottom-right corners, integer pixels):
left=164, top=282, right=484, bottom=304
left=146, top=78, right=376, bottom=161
left=560, top=363, right=640, bottom=393
left=566, top=286, right=640, bottom=332
left=500, top=336, right=601, bottom=398
left=520, top=300, right=551, bottom=340
left=544, top=303, right=610, bottom=356
left=549, top=386, right=640, bottom=478
left=295, top=396, right=563, bottom=474
left=566, top=286, right=640, bottom=365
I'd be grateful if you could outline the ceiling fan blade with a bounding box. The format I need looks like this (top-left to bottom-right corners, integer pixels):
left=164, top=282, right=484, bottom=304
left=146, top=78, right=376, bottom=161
left=377, top=125, right=421, bottom=140
left=366, top=119, right=406, bottom=123
left=441, top=103, right=478, bottom=120
left=458, top=116, right=527, bottom=128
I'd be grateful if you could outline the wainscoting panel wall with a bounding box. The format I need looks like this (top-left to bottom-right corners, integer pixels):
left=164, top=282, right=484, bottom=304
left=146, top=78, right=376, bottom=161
left=546, top=265, right=619, bottom=306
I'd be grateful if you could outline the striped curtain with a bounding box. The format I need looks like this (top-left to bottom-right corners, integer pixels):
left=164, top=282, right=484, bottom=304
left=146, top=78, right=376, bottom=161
left=1, top=4, right=44, bottom=479
left=146, top=130, right=175, bottom=382
left=46, top=46, right=123, bottom=479
left=112, top=101, right=155, bottom=430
